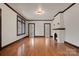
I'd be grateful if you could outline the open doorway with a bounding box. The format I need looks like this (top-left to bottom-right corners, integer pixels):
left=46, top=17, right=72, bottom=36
left=44, top=23, right=51, bottom=38
left=0, top=9, right=2, bottom=49
left=28, top=23, right=35, bottom=38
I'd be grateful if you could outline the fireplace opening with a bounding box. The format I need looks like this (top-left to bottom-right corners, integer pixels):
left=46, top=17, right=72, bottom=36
left=54, top=33, right=57, bottom=41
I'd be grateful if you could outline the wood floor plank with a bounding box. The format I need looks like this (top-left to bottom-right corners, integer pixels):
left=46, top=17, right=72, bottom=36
left=0, top=37, right=79, bottom=56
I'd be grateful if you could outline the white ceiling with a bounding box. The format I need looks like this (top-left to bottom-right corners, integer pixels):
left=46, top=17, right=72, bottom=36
left=8, top=3, right=71, bottom=20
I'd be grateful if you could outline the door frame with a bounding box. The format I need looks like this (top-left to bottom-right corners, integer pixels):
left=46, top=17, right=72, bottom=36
left=0, top=9, right=2, bottom=49
left=28, top=23, right=35, bottom=37
left=44, top=23, right=51, bottom=37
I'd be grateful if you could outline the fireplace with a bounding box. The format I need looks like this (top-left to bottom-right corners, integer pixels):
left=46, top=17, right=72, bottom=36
left=53, top=28, right=65, bottom=43
left=54, top=33, right=57, bottom=41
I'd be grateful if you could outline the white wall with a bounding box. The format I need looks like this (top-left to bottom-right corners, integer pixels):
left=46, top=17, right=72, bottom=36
left=64, top=4, right=79, bottom=47
left=53, top=13, right=65, bottom=43
left=26, top=21, right=53, bottom=36
left=53, top=14, right=61, bottom=29
left=53, top=13, right=64, bottom=29
left=0, top=4, right=27, bottom=47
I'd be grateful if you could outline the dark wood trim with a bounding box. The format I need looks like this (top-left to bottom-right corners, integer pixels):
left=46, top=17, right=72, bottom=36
left=35, top=36, right=44, bottom=37
left=28, top=23, right=35, bottom=37
left=63, top=3, right=76, bottom=13
left=64, top=41, right=79, bottom=49
left=4, top=3, right=76, bottom=21
left=26, top=20, right=53, bottom=21
left=4, top=3, right=27, bottom=21
left=54, top=11, right=63, bottom=17
left=0, top=9, right=2, bottom=50
left=35, top=36, right=53, bottom=38
left=53, top=28, right=65, bottom=30
left=4, top=3, right=53, bottom=21
left=35, top=35, right=44, bottom=37
left=17, top=15, right=26, bottom=36
left=54, top=3, right=76, bottom=18
left=44, top=23, right=51, bottom=37
left=0, top=36, right=27, bottom=50
left=28, top=23, right=52, bottom=37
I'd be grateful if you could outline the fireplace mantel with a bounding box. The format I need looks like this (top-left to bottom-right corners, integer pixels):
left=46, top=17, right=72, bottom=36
left=53, top=28, right=65, bottom=30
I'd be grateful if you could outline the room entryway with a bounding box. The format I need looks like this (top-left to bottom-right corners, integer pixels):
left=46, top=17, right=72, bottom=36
left=44, top=23, right=51, bottom=38
left=28, top=23, right=35, bottom=38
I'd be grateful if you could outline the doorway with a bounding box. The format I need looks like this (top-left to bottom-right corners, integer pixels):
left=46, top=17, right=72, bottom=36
left=44, top=23, right=51, bottom=38
left=0, top=9, right=1, bottom=49
left=28, top=23, right=35, bottom=38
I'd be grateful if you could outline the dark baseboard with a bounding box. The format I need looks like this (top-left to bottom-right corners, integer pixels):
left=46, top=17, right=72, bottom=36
left=17, top=35, right=52, bottom=38
left=35, top=36, right=53, bottom=37
left=64, top=41, right=79, bottom=49
left=35, top=36, right=44, bottom=37
left=0, top=36, right=27, bottom=50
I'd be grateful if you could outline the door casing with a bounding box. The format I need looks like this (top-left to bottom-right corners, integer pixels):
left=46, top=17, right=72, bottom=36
left=28, top=23, right=35, bottom=37
left=44, top=23, right=51, bottom=37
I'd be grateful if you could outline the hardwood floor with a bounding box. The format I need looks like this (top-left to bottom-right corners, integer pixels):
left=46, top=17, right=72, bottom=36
left=0, top=37, right=79, bottom=56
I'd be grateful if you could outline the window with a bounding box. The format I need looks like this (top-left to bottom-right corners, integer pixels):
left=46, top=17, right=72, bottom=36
left=17, top=15, right=26, bottom=36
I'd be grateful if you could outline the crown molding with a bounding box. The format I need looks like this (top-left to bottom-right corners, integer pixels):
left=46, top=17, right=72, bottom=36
left=4, top=3, right=27, bottom=21
left=4, top=3, right=76, bottom=21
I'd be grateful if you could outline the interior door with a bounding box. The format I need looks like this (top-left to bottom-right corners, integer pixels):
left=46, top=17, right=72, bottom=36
left=0, top=9, right=1, bottom=49
left=44, top=23, right=51, bottom=38
left=28, top=23, right=35, bottom=38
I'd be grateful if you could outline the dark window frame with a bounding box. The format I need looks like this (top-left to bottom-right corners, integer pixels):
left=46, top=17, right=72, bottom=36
left=17, top=15, right=26, bottom=36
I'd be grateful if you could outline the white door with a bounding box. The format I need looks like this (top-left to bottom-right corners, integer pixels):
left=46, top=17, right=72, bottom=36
left=29, top=23, right=35, bottom=38
left=44, top=23, right=51, bottom=38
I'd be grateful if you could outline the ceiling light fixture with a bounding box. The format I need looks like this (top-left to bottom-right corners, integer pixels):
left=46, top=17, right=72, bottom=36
left=35, top=7, right=45, bottom=15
